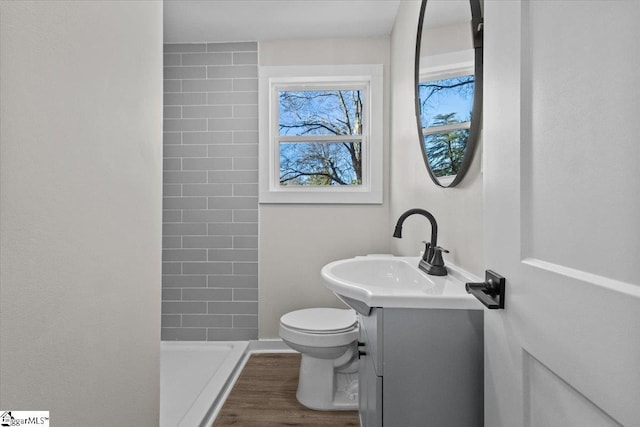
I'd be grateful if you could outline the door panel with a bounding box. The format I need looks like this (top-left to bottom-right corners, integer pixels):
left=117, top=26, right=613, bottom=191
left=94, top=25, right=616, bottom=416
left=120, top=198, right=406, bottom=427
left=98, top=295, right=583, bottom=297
left=521, top=0, right=640, bottom=283
left=484, top=1, right=640, bottom=426
left=524, top=352, right=622, bottom=427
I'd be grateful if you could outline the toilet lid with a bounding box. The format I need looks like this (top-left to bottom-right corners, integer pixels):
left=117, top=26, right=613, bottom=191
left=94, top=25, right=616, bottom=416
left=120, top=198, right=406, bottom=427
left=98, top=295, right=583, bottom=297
left=280, top=308, right=357, bottom=334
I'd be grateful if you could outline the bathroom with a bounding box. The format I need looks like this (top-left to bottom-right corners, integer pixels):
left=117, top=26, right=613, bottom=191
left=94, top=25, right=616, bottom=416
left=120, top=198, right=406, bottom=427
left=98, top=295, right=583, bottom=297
left=1, top=0, right=639, bottom=426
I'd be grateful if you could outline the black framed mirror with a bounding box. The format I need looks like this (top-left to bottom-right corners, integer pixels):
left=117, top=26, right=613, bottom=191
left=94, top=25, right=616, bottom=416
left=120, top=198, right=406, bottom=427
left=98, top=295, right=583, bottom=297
left=415, top=0, right=483, bottom=188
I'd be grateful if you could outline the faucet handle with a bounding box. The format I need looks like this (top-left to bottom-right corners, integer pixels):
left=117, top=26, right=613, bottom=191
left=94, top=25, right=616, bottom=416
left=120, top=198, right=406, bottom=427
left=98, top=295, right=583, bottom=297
left=420, top=240, right=433, bottom=261
left=430, top=246, right=449, bottom=267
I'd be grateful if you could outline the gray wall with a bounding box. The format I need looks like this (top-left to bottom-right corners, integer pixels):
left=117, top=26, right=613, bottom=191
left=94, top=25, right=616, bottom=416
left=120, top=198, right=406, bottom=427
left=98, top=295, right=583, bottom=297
left=0, top=1, right=162, bottom=424
left=162, top=42, right=259, bottom=341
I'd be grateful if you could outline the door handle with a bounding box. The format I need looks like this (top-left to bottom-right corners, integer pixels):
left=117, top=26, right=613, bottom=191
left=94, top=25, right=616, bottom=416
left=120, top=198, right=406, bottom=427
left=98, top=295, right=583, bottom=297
left=465, top=270, right=505, bottom=309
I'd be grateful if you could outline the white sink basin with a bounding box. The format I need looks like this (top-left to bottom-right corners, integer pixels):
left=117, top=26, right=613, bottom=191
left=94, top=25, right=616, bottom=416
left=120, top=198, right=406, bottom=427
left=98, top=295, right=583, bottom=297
left=321, top=255, right=483, bottom=312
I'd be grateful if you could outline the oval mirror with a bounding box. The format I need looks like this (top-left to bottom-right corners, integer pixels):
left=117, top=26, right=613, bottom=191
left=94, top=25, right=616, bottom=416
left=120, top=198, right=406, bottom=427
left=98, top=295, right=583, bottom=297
left=415, top=0, right=483, bottom=187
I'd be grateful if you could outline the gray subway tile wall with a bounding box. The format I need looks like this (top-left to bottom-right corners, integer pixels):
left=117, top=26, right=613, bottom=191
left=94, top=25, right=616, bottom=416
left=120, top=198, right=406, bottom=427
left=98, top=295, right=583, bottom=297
left=162, top=42, right=258, bottom=341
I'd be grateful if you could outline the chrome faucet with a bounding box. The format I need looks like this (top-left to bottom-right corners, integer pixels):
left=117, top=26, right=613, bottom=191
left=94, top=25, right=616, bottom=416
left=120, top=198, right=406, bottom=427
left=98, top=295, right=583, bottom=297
left=393, top=208, right=448, bottom=276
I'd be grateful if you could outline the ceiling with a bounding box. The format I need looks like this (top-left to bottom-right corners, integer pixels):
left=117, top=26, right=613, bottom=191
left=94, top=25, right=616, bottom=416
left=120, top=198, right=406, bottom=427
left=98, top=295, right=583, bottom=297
left=163, top=0, right=403, bottom=43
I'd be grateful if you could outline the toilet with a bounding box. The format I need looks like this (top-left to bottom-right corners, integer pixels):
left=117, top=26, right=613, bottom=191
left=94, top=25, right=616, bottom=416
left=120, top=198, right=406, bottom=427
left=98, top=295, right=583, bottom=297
left=279, top=307, right=359, bottom=411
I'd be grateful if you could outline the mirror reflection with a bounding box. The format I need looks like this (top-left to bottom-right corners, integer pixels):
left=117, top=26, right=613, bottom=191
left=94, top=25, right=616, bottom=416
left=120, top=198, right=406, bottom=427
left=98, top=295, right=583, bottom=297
left=415, top=0, right=483, bottom=187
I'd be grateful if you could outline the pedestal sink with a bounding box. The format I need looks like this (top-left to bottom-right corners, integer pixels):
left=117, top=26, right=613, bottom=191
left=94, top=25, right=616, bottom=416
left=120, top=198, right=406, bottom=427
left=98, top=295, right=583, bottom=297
left=320, top=255, right=482, bottom=314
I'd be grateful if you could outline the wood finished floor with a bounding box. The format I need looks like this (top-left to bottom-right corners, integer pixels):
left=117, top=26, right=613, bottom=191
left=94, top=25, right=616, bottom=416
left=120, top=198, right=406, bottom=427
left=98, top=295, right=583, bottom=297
left=212, top=353, right=360, bottom=426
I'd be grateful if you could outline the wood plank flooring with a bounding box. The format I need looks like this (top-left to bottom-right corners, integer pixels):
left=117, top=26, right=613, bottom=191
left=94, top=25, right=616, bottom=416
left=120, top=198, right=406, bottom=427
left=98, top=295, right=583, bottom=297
left=212, top=353, right=360, bottom=426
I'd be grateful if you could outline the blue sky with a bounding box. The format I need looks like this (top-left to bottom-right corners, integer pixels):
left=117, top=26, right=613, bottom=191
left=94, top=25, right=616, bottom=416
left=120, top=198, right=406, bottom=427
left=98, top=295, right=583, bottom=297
left=419, top=76, right=474, bottom=126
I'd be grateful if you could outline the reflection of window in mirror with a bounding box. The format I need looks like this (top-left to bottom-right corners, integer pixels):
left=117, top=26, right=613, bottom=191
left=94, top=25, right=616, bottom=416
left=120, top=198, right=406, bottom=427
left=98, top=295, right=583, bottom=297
left=418, top=57, right=474, bottom=184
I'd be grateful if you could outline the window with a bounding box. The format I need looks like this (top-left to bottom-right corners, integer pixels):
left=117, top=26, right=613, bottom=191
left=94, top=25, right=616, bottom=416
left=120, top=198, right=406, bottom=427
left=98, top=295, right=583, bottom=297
left=418, top=51, right=474, bottom=184
left=259, top=65, right=383, bottom=204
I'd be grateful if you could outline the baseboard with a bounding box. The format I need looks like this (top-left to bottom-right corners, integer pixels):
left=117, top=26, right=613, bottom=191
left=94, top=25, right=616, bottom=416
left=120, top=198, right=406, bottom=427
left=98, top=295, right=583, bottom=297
left=248, top=338, right=294, bottom=353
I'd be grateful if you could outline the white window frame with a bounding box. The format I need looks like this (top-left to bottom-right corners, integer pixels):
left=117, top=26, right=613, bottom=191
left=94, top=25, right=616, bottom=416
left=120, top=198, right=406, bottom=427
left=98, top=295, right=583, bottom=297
left=259, top=64, right=383, bottom=204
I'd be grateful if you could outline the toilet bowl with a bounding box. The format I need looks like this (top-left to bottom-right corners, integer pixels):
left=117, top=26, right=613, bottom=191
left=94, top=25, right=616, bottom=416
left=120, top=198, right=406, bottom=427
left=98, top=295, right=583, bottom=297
left=279, top=307, right=359, bottom=411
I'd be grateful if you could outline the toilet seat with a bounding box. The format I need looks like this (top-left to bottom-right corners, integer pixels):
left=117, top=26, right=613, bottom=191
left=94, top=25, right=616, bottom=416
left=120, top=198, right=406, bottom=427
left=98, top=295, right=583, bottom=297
left=280, top=308, right=357, bottom=334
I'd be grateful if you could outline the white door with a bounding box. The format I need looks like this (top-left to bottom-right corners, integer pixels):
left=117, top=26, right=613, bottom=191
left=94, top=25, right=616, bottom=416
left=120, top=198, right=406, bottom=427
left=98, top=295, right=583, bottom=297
left=483, top=1, right=640, bottom=426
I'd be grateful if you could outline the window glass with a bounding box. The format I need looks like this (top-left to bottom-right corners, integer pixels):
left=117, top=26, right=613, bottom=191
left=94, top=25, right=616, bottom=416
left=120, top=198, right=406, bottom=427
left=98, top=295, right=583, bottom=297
left=279, top=142, right=361, bottom=186
left=277, top=89, right=364, bottom=187
left=423, top=129, right=469, bottom=177
left=418, top=75, right=474, bottom=127
left=279, top=90, right=363, bottom=136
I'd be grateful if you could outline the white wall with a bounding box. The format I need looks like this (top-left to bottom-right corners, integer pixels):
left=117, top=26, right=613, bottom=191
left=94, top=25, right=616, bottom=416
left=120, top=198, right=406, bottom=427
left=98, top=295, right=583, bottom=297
left=0, top=2, right=163, bottom=425
left=258, top=38, right=391, bottom=338
left=390, top=1, right=484, bottom=276
left=421, top=22, right=472, bottom=57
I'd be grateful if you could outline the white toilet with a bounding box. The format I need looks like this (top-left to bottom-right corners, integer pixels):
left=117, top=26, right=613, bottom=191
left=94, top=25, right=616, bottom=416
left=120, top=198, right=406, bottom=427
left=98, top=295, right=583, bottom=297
left=279, top=307, right=359, bottom=411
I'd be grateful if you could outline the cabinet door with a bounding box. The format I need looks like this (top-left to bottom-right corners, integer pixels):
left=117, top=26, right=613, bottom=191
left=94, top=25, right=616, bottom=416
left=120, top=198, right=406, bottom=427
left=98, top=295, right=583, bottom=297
left=382, top=308, right=483, bottom=427
left=359, top=312, right=383, bottom=427
left=358, top=345, right=382, bottom=427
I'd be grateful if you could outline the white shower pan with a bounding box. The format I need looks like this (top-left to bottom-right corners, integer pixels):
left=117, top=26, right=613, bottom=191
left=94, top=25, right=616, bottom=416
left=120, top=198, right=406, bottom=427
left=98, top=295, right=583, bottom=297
left=160, top=341, right=248, bottom=427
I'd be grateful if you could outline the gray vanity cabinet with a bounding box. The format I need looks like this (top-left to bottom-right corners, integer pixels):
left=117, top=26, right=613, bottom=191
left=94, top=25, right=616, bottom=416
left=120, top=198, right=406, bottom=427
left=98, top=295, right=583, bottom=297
left=358, top=307, right=483, bottom=427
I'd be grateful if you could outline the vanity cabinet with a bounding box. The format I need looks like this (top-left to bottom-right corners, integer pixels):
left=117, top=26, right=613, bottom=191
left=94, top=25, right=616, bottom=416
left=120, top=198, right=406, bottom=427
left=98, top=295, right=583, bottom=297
left=358, top=307, right=483, bottom=427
